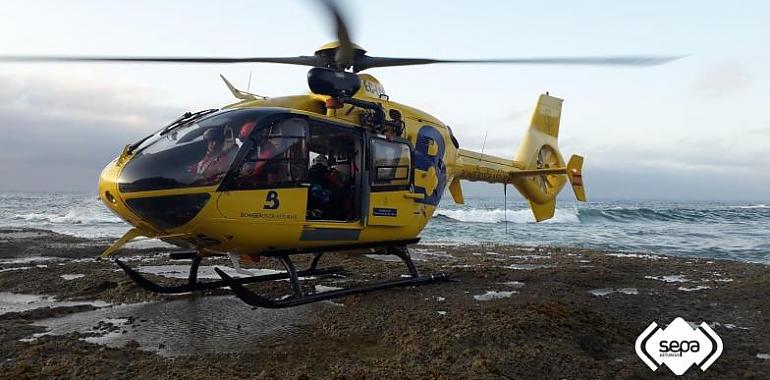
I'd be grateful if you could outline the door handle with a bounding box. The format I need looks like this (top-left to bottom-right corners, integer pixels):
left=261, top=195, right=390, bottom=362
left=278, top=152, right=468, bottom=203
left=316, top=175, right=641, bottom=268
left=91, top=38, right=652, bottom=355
left=404, top=192, right=425, bottom=200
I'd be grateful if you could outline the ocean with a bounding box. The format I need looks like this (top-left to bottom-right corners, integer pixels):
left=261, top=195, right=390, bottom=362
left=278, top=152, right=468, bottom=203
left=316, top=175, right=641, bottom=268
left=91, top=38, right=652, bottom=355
left=1, top=192, right=768, bottom=264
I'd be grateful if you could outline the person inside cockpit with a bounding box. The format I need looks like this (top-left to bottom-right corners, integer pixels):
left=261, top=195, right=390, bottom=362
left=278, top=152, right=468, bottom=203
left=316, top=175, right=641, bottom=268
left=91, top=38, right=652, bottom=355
left=308, top=154, right=353, bottom=220
left=193, top=128, right=237, bottom=184
left=307, top=155, right=333, bottom=219
left=237, top=122, right=283, bottom=186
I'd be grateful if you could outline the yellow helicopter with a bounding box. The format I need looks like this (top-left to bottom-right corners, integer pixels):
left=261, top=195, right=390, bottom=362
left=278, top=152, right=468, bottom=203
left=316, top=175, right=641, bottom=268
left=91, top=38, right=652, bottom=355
left=1, top=1, right=677, bottom=308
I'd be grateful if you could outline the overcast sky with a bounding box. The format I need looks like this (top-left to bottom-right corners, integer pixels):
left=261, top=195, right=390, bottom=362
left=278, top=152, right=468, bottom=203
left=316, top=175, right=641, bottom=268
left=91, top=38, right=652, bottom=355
left=0, top=0, right=768, bottom=201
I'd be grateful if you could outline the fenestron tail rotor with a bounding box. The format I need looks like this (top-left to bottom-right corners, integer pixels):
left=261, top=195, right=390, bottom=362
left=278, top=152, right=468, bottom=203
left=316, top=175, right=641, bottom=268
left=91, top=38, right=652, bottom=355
left=0, top=0, right=681, bottom=73
left=535, top=145, right=560, bottom=195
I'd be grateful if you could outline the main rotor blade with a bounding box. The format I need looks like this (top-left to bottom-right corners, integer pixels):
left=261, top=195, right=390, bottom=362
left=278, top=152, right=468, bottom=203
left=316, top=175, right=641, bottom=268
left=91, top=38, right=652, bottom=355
left=355, top=55, right=682, bottom=72
left=318, top=0, right=355, bottom=69
left=0, top=55, right=323, bottom=66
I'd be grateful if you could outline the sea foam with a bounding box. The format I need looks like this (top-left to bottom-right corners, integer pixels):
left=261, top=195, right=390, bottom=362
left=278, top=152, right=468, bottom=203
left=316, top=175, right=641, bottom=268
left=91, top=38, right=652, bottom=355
left=435, top=208, right=580, bottom=224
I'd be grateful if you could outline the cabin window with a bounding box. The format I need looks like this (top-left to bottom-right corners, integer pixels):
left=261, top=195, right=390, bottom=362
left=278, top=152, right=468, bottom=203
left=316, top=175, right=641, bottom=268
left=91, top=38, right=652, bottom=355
left=306, top=123, right=362, bottom=221
left=231, top=118, right=309, bottom=189
left=370, top=138, right=411, bottom=190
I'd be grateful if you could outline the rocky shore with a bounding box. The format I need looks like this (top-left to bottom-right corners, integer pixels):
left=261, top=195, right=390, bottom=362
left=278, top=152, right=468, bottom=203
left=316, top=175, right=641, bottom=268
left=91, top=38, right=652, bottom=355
left=0, top=228, right=768, bottom=379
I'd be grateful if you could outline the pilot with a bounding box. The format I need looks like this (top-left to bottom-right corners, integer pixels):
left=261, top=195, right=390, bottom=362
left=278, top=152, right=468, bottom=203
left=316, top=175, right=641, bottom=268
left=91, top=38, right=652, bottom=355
left=194, top=128, right=236, bottom=183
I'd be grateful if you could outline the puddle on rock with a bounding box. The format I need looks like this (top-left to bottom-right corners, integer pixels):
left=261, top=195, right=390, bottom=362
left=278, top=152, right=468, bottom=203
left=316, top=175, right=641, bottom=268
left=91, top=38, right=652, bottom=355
left=589, top=288, right=639, bottom=296
left=644, top=274, right=690, bottom=283
left=473, top=290, right=516, bottom=301
left=678, top=285, right=710, bottom=292
left=499, top=281, right=525, bottom=288
left=0, top=256, right=64, bottom=265
left=509, top=254, right=551, bottom=260
left=411, top=249, right=455, bottom=260
left=364, top=249, right=453, bottom=262
left=606, top=253, right=666, bottom=260
left=364, top=254, right=401, bottom=262
left=314, top=285, right=343, bottom=293
left=506, top=264, right=554, bottom=270
left=137, top=265, right=282, bottom=280
left=0, top=292, right=109, bottom=315
left=0, top=265, right=48, bottom=273
left=60, top=274, right=86, bottom=281
left=27, top=295, right=324, bottom=357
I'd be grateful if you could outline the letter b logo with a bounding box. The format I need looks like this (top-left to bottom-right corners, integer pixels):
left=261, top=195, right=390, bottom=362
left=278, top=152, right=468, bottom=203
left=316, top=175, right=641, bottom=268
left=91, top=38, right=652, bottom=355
left=263, top=191, right=280, bottom=210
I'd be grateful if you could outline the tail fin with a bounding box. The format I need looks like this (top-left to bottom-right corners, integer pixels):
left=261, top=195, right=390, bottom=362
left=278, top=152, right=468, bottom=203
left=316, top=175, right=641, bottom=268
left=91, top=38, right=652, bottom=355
left=456, top=93, right=586, bottom=222
left=567, top=154, right=586, bottom=202
left=513, top=94, right=568, bottom=221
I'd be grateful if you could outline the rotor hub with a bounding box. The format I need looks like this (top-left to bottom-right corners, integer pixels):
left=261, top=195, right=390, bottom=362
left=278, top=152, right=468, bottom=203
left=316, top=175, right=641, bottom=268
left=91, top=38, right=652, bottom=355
left=314, top=41, right=367, bottom=56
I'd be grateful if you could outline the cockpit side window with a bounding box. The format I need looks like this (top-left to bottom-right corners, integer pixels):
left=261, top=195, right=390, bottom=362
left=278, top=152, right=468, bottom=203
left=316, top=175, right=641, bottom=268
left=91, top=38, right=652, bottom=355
left=231, top=117, right=309, bottom=189
left=370, top=138, right=411, bottom=190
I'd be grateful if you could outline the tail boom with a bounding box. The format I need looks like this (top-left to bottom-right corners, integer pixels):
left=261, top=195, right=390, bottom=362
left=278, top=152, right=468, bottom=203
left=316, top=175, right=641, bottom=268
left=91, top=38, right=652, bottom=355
left=457, top=149, right=568, bottom=183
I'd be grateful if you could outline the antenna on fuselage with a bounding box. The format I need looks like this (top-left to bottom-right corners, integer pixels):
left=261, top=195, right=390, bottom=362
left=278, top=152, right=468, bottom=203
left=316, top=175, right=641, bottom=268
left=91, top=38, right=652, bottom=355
left=480, top=131, right=488, bottom=159
left=504, top=184, right=508, bottom=234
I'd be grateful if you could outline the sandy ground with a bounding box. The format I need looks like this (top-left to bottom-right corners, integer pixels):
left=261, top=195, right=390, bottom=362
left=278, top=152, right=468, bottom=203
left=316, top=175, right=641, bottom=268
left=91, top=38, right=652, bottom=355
left=0, top=227, right=768, bottom=379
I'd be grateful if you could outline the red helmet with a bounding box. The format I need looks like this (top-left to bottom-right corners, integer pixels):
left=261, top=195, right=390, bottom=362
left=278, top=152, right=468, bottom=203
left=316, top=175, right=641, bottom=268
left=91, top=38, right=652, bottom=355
left=239, top=121, right=257, bottom=141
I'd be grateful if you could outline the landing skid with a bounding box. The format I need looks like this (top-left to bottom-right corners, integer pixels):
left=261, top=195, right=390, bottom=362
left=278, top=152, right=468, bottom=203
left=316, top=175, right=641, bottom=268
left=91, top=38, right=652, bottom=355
left=115, top=242, right=450, bottom=308
left=115, top=252, right=348, bottom=294
left=215, top=246, right=449, bottom=308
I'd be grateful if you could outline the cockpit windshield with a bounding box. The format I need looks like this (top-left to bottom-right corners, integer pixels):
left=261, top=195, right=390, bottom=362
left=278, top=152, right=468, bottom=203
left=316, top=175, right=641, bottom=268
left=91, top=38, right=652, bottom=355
left=118, top=109, right=262, bottom=193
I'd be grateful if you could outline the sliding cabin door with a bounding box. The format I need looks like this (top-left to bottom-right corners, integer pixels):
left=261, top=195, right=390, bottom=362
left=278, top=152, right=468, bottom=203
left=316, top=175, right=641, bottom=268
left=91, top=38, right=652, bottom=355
left=366, top=136, right=417, bottom=227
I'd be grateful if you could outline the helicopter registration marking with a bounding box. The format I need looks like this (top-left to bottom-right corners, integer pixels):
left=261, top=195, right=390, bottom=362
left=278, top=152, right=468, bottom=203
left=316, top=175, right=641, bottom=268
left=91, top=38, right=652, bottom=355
left=362, top=79, right=386, bottom=98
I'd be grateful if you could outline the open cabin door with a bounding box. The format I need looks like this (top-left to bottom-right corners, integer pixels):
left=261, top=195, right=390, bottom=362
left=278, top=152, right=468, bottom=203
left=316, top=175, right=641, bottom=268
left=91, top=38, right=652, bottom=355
left=299, top=121, right=366, bottom=241
left=366, top=136, right=420, bottom=227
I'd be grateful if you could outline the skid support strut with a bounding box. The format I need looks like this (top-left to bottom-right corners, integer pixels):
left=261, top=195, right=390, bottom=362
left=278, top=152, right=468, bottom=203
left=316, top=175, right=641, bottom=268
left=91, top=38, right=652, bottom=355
left=115, top=253, right=348, bottom=294
left=214, top=245, right=450, bottom=308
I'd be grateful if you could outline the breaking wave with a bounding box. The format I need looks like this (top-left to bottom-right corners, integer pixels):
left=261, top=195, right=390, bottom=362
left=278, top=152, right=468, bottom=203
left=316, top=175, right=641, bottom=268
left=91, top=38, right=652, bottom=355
left=730, top=204, right=769, bottom=209
left=13, top=207, right=122, bottom=225
left=435, top=204, right=770, bottom=225
left=435, top=208, right=579, bottom=224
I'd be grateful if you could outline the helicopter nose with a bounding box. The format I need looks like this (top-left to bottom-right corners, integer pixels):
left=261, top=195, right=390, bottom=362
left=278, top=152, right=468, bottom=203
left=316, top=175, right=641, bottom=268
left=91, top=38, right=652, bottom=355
left=98, top=159, right=123, bottom=215
left=98, top=159, right=211, bottom=233
left=97, top=159, right=158, bottom=233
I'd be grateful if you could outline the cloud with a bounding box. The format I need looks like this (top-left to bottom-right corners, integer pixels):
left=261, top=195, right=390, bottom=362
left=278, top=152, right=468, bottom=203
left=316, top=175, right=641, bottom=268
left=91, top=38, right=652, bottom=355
left=0, top=74, right=179, bottom=128
left=694, top=63, right=753, bottom=95
left=587, top=134, right=770, bottom=176
left=0, top=74, right=183, bottom=191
